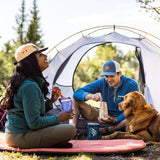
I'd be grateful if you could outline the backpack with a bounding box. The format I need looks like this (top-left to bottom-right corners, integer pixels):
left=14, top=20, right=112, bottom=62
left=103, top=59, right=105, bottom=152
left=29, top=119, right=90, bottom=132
left=0, top=107, right=7, bottom=130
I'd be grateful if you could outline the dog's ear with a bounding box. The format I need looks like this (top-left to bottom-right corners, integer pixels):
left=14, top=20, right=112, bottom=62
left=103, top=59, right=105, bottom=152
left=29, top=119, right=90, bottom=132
left=127, top=95, right=140, bottom=113
left=130, top=92, right=145, bottom=112
left=123, top=96, right=134, bottom=117
left=126, top=97, right=134, bottom=107
left=128, top=98, right=136, bottom=113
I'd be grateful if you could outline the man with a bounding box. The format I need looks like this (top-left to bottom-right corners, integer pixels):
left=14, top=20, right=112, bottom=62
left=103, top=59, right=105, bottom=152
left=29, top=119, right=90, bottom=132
left=70, top=60, right=139, bottom=135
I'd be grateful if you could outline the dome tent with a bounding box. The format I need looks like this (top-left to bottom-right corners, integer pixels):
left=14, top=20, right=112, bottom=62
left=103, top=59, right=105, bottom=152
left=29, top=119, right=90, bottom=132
left=43, top=25, right=160, bottom=112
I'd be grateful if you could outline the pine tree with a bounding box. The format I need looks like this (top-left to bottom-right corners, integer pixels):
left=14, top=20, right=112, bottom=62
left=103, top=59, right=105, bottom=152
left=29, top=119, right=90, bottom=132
left=14, top=0, right=26, bottom=45
left=26, top=0, right=44, bottom=47
left=0, top=0, right=45, bottom=97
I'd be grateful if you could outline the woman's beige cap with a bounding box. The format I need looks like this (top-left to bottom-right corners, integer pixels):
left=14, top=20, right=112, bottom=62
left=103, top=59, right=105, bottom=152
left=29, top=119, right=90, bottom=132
left=15, top=43, right=48, bottom=62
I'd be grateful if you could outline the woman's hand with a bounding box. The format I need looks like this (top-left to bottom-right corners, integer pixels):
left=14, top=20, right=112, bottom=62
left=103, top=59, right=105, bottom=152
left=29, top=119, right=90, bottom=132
left=58, top=109, right=74, bottom=122
left=48, top=88, right=61, bottom=105
left=98, top=116, right=118, bottom=125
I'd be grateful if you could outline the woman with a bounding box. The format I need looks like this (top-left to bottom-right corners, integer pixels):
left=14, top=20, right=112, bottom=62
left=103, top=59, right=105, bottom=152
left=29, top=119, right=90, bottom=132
left=0, top=43, right=76, bottom=149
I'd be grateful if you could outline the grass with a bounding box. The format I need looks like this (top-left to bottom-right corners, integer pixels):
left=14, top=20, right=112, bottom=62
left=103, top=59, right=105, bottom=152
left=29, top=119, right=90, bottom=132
left=0, top=151, right=94, bottom=160
left=0, top=151, right=40, bottom=160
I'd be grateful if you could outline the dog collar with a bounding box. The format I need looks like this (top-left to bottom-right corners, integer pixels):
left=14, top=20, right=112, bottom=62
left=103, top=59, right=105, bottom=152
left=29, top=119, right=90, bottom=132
left=132, top=104, right=150, bottom=114
left=144, top=104, right=150, bottom=108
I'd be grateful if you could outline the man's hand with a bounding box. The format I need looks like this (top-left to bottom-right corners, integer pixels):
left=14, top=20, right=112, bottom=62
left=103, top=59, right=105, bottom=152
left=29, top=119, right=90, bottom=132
left=86, top=92, right=102, bottom=101
left=98, top=116, right=118, bottom=125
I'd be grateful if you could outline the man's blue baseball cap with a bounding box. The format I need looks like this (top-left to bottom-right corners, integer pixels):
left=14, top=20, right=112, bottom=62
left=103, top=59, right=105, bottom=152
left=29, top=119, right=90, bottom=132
left=101, top=60, right=121, bottom=76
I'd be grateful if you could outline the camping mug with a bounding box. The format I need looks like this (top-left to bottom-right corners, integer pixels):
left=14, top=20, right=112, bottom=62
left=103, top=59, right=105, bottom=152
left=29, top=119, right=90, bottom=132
left=87, top=122, right=99, bottom=140
left=59, top=97, right=72, bottom=112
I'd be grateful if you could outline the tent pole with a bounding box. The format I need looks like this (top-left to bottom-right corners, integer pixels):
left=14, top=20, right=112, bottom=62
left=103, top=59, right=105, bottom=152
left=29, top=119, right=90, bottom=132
left=47, top=25, right=160, bottom=56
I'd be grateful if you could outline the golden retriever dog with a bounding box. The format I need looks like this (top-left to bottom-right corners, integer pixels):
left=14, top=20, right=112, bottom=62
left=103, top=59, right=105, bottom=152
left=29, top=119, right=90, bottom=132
left=102, top=91, right=160, bottom=143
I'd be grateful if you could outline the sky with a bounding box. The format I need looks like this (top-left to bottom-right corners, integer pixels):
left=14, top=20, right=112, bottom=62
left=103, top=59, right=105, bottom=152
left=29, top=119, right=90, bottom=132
left=0, top=0, right=160, bottom=56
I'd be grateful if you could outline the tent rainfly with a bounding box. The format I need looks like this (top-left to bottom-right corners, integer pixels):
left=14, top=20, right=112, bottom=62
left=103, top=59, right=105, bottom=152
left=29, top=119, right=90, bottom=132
left=43, top=29, right=160, bottom=112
